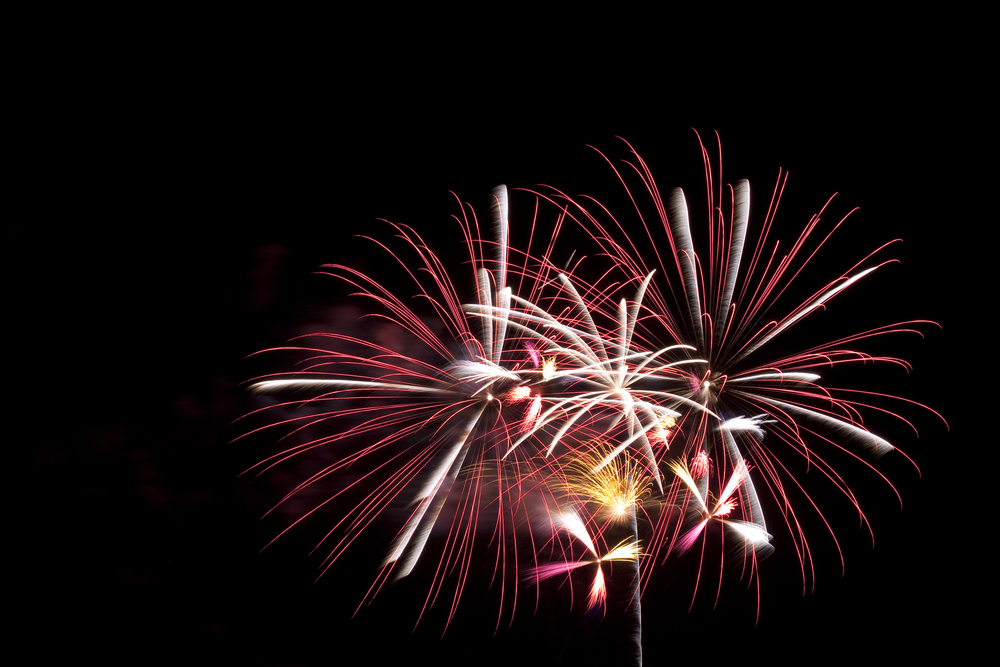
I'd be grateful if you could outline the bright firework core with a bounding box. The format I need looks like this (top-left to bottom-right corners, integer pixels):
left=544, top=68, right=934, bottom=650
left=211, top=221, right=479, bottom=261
left=562, top=445, right=653, bottom=523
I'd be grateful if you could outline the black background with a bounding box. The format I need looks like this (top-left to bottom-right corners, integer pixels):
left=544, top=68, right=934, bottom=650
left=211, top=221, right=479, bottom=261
left=31, top=17, right=982, bottom=666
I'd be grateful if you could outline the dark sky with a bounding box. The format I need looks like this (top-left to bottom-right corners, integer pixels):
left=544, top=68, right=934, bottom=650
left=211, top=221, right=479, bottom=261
left=34, top=26, right=981, bottom=666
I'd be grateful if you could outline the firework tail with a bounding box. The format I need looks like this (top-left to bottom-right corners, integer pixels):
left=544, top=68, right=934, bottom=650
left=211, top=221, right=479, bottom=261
left=625, top=502, right=643, bottom=667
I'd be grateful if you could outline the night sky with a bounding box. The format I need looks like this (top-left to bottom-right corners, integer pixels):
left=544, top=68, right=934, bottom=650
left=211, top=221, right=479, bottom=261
left=33, top=26, right=981, bottom=666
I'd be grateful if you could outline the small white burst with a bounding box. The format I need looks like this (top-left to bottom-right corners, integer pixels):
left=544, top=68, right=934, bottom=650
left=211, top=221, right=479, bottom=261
left=718, top=414, right=778, bottom=439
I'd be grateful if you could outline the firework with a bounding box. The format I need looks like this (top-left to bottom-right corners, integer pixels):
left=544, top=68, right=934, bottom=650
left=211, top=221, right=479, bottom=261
left=527, top=134, right=946, bottom=608
left=563, top=445, right=651, bottom=664
left=241, top=134, right=942, bottom=663
left=240, top=186, right=550, bottom=628
left=529, top=510, right=641, bottom=613
left=241, top=183, right=701, bottom=631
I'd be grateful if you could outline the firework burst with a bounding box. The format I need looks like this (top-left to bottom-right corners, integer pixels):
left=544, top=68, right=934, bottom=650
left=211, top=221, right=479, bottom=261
left=526, top=134, right=947, bottom=608
left=240, top=182, right=702, bottom=630
left=238, top=186, right=556, bottom=627
left=240, top=134, right=943, bottom=662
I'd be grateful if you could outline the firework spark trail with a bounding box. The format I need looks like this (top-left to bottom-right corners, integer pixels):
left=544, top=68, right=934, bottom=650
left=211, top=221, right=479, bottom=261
left=242, top=185, right=582, bottom=624
left=465, top=278, right=712, bottom=489
left=542, top=445, right=652, bottom=665
left=529, top=508, right=642, bottom=616
left=512, top=135, right=947, bottom=618
left=242, top=134, right=944, bottom=654
left=669, top=457, right=771, bottom=553
left=241, top=179, right=708, bottom=628
left=624, top=502, right=643, bottom=667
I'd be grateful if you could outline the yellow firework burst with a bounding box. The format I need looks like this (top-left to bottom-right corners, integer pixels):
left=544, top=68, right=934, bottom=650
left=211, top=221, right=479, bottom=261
left=563, top=443, right=653, bottom=520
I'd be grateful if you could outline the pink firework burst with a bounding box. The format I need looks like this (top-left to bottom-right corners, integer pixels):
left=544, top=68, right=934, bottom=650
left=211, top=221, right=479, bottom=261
left=239, top=133, right=944, bottom=658
left=239, top=183, right=695, bottom=631
left=525, top=134, right=947, bottom=613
